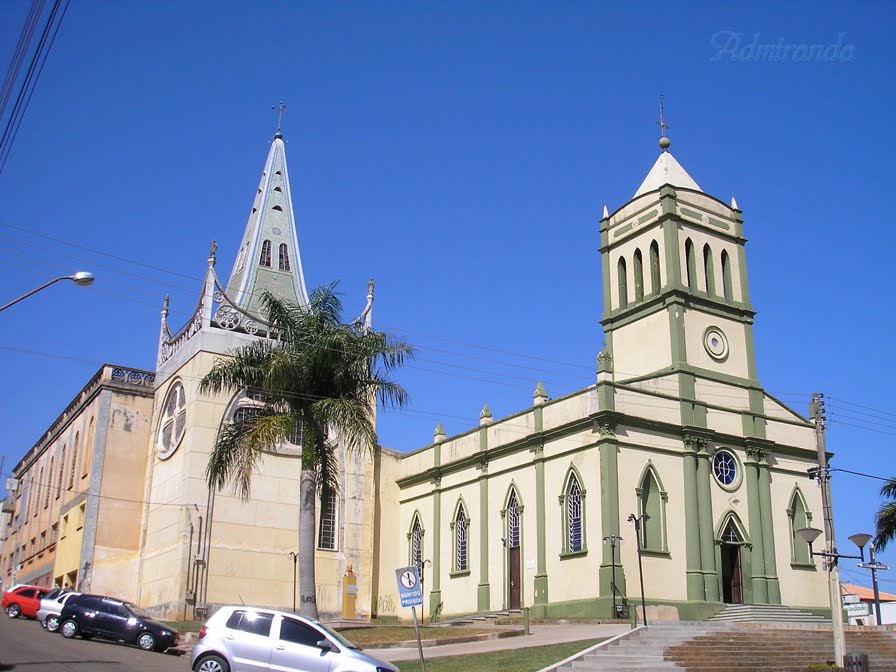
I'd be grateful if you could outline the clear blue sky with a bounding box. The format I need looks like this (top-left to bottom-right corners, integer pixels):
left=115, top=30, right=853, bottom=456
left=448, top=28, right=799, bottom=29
left=1, top=2, right=894, bottom=587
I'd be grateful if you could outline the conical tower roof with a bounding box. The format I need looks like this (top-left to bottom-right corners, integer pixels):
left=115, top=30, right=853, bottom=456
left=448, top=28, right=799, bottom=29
left=224, top=134, right=309, bottom=314
left=633, top=149, right=702, bottom=198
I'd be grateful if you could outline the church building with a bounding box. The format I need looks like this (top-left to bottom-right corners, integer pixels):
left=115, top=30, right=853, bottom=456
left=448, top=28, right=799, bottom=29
left=1, top=127, right=829, bottom=623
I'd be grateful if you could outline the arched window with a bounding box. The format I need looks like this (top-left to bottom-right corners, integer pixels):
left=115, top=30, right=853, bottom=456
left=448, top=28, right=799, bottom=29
left=318, top=490, right=337, bottom=551
left=157, top=382, right=187, bottom=460
left=560, top=470, right=586, bottom=554
left=82, top=423, right=94, bottom=478
left=46, top=460, right=53, bottom=507
left=36, top=468, right=44, bottom=515
left=649, top=241, right=661, bottom=294
left=685, top=238, right=697, bottom=289
left=703, top=244, right=715, bottom=295
left=721, top=250, right=733, bottom=301
left=260, top=240, right=272, bottom=267
left=409, top=514, right=424, bottom=570
left=452, top=502, right=469, bottom=572
left=57, top=446, right=65, bottom=499
left=506, top=489, right=521, bottom=549
left=788, top=490, right=813, bottom=565
left=69, top=438, right=78, bottom=490
left=637, top=465, right=668, bottom=552
left=617, top=258, right=628, bottom=309
left=279, top=243, right=290, bottom=271
left=633, top=249, right=644, bottom=302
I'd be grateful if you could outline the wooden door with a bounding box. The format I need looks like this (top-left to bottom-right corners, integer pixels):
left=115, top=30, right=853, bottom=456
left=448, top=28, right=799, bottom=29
left=730, top=546, right=743, bottom=604
left=509, top=546, right=521, bottom=609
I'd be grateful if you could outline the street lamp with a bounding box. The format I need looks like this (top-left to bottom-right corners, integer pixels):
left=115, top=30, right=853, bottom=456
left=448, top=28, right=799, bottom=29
left=798, top=528, right=874, bottom=655
left=854, top=536, right=889, bottom=625
left=288, top=551, right=298, bottom=612
left=602, top=535, right=623, bottom=619
left=627, top=513, right=650, bottom=627
left=0, top=272, right=95, bottom=313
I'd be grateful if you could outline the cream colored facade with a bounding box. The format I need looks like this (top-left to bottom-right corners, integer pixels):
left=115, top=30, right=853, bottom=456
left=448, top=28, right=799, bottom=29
left=2, top=134, right=830, bottom=623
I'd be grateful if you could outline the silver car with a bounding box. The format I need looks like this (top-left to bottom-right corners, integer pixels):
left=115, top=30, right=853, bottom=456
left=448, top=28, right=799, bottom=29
left=37, top=589, right=80, bottom=632
left=191, top=606, right=399, bottom=672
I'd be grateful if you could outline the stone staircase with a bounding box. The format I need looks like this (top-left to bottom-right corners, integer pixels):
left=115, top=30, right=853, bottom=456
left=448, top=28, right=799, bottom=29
left=441, top=608, right=523, bottom=626
left=709, top=604, right=829, bottom=624
left=544, top=621, right=896, bottom=671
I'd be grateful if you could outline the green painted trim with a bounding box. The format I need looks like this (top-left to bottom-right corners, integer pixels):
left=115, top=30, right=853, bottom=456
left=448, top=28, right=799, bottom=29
left=432, top=489, right=441, bottom=592
left=449, top=570, right=471, bottom=578
left=478, top=428, right=490, bottom=610
left=790, top=562, right=817, bottom=571
left=602, top=287, right=755, bottom=330
left=744, top=459, right=768, bottom=603
left=614, top=222, right=634, bottom=237
left=477, top=583, right=490, bottom=611
left=663, top=217, right=681, bottom=288
left=559, top=550, right=589, bottom=559
left=636, top=460, right=670, bottom=552
left=695, top=448, right=720, bottom=601
left=736, top=237, right=752, bottom=305
left=598, top=441, right=622, bottom=594
left=559, top=465, right=588, bottom=555
left=534, top=441, right=547, bottom=602
left=536, top=596, right=726, bottom=622
left=681, top=449, right=704, bottom=600
left=757, top=462, right=781, bottom=604
left=639, top=549, right=672, bottom=558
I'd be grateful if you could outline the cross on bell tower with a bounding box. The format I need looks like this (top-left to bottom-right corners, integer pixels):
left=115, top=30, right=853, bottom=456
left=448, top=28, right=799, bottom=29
left=656, top=95, right=671, bottom=151
left=272, top=101, right=286, bottom=137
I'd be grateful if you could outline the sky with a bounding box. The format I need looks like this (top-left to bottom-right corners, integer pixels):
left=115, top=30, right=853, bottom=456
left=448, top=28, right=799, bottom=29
left=0, top=2, right=894, bottom=589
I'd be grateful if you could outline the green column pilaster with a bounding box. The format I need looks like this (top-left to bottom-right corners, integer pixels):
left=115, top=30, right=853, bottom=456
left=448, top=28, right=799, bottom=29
left=533, top=406, right=548, bottom=616
left=477, top=426, right=490, bottom=611
left=430, top=441, right=442, bottom=618
left=598, top=426, right=626, bottom=614
left=695, top=441, right=720, bottom=601
left=757, top=450, right=781, bottom=604
left=744, top=449, right=768, bottom=604
left=682, top=441, right=704, bottom=601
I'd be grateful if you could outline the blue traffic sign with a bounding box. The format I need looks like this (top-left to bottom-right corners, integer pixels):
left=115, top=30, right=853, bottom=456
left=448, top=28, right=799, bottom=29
left=395, top=566, right=424, bottom=608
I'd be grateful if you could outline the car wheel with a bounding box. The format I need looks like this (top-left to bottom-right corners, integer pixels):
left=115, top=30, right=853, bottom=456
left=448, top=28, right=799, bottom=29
left=45, top=615, right=61, bottom=632
left=195, top=654, right=230, bottom=672
left=6, top=604, right=20, bottom=618
left=137, top=632, right=156, bottom=651
left=60, top=620, right=79, bottom=638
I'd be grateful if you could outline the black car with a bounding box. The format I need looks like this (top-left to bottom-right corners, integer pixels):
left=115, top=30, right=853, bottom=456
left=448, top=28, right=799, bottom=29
left=58, top=594, right=179, bottom=652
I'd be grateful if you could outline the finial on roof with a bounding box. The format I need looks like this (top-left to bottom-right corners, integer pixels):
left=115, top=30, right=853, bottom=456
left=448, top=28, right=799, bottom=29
left=602, top=204, right=609, bottom=219
left=162, top=294, right=170, bottom=317
left=272, top=101, right=286, bottom=139
left=656, top=94, right=671, bottom=151
left=434, top=422, right=446, bottom=443
left=534, top=382, right=548, bottom=405
left=479, top=403, right=493, bottom=426
left=730, top=195, right=739, bottom=210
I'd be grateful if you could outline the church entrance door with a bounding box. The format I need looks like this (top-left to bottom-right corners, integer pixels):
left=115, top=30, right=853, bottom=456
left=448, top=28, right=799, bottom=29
left=720, top=521, right=744, bottom=604
left=509, top=546, right=521, bottom=609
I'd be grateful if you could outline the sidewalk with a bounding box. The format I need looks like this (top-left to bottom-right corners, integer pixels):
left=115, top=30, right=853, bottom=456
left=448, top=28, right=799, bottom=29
left=368, top=623, right=630, bottom=662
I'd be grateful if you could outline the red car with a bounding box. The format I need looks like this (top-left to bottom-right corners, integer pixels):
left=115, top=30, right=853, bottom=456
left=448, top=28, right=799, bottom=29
left=3, top=585, right=49, bottom=619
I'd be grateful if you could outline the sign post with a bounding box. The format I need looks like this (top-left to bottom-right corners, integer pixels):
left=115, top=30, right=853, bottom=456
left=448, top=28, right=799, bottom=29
left=395, top=566, right=426, bottom=672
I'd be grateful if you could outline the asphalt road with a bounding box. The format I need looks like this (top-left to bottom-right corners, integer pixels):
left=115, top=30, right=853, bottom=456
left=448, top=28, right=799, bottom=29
left=0, top=615, right=188, bottom=672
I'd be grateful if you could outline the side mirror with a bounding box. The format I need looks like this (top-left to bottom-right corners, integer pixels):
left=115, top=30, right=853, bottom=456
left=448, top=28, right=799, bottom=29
left=316, top=639, right=332, bottom=651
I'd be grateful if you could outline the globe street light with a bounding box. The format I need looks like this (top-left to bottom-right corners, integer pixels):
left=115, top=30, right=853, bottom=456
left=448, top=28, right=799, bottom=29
left=0, top=272, right=95, bottom=313
left=602, top=535, right=623, bottom=619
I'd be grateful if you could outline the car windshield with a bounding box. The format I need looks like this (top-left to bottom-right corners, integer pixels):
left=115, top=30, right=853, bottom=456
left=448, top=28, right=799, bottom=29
left=124, top=602, right=151, bottom=619
left=310, top=619, right=359, bottom=650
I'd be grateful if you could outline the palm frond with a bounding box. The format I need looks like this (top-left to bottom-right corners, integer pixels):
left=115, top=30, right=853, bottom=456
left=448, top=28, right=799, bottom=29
left=310, top=397, right=377, bottom=455
left=200, top=341, right=275, bottom=395
left=881, top=478, right=896, bottom=500
left=875, top=500, right=896, bottom=551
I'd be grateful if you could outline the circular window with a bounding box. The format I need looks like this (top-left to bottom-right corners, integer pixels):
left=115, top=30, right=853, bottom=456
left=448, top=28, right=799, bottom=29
left=272, top=227, right=282, bottom=235
left=157, top=382, right=186, bottom=460
left=712, top=450, right=738, bottom=488
left=703, top=326, right=729, bottom=361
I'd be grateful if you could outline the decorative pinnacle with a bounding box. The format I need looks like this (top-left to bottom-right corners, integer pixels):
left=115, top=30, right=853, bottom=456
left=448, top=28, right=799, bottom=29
left=162, top=294, right=170, bottom=317
left=534, top=382, right=548, bottom=405
left=730, top=195, right=739, bottom=210
left=434, top=422, right=446, bottom=443
left=656, top=94, right=671, bottom=151
left=479, top=403, right=493, bottom=426
left=602, top=204, right=609, bottom=219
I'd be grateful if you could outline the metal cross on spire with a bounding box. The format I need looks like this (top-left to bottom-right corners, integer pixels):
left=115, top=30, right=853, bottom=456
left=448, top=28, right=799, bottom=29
left=272, top=101, right=286, bottom=134
left=656, top=95, right=671, bottom=151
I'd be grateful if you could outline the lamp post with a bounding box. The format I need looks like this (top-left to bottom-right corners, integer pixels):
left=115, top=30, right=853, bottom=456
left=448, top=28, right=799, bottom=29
left=627, top=513, right=650, bottom=627
left=288, top=551, right=298, bottom=612
left=602, top=535, right=623, bottom=619
left=0, top=272, right=95, bottom=313
left=857, top=538, right=889, bottom=625
left=798, top=527, right=873, bottom=660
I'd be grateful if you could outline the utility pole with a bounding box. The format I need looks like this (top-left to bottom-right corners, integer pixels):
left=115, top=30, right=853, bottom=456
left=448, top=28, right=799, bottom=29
left=858, top=541, right=889, bottom=625
left=810, top=392, right=845, bottom=665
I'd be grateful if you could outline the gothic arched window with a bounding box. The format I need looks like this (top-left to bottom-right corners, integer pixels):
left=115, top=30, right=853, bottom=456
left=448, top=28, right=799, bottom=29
left=318, top=490, right=337, bottom=551
left=57, top=445, right=65, bottom=499
left=633, top=249, right=644, bottom=302
left=506, top=489, right=521, bottom=549
left=617, top=258, right=628, bottom=309
left=279, top=244, right=290, bottom=271
left=788, top=490, right=813, bottom=565
left=703, top=244, right=715, bottom=295
left=721, top=250, right=733, bottom=301
left=260, top=240, right=272, bottom=267
left=157, top=382, right=187, bottom=460
left=561, top=470, right=586, bottom=555
left=637, top=465, right=668, bottom=552
left=649, top=240, right=661, bottom=294
left=685, top=238, right=697, bottom=289
left=409, top=514, right=424, bottom=569
left=453, top=502, right=469, bottom=572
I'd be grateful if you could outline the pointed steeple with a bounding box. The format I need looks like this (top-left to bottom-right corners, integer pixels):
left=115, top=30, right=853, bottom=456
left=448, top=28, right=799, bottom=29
left=224, top=134, right=309, bottom=315
left=633, top=149, right=702, bottom=197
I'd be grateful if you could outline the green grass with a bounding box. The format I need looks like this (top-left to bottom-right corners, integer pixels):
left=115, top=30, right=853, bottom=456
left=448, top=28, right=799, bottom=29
left=339, top=626, right=495, bottom=645
left=393, top=638, right=606, bottom=672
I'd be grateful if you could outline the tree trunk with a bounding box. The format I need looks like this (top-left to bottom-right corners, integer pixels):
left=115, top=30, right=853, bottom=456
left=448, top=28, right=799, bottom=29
left=298, top=467, right=319, bottom=618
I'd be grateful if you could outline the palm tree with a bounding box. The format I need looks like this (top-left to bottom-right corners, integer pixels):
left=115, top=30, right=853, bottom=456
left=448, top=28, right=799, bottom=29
left=875, top=478, right=896, bottom=551
left=199, top=283, right=413, bottom=618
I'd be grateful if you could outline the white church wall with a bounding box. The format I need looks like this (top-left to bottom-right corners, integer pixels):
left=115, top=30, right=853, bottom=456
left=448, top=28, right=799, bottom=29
left=542, top=393, right=589, bottom=433
left=612, top=311, right=673, bottom=380
left=705, top=406, right=745, bottom=437
left=614, top=386, right=681, bottom=426
left=765, top=416, right=815, bottom=449
left=683, top=312, right=749, bottom=379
